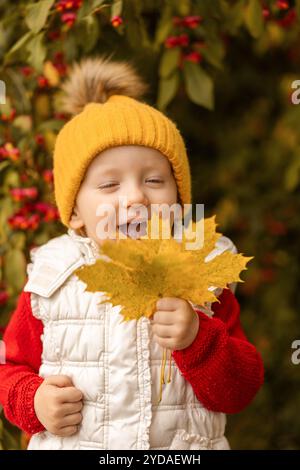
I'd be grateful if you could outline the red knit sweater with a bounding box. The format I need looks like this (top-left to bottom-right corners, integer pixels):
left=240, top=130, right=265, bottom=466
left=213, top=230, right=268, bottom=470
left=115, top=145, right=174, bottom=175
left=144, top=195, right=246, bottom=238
left=0, top=287, right=264, bottom=437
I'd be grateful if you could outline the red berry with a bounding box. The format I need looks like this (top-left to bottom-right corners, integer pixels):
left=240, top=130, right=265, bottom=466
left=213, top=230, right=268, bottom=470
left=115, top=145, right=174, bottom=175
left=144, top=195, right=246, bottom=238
left=53, top=112, right=68, bottom=120
left=61, top=12, right=77, bottom=27
left=165, top=33, right=189, bottom=48
left=0, top=143, right=20, bottom=161
left=35, top=134, right=45, bottom=146
left=262, top=7, right=271, bottom=19
left=1, top=109, right=16, bottom=122
left=21, top=66, right=33, bottom=77
left=277, top=8, right=297, bottom=27
left=55, top=0, right=82, bottom=12
left=260, top=268, right=276, bottom=283
left=111, top=15, right=123, bottom=27
left=276, top=0, right=289, bottom=10
left=183, top=51, right=202, bottom=63
left=177, top=34, right=189, bottom=47
left=0, top=291, right=9, bottom=306
left=265, top=217, right=287, bottom=235
left=37, top=75, right=49, bottom=88
left=165, top=36, right=179, bottom=48
left=48, top=30, right=61, bottom=41
left=183, top=16, right=202, bottom=29
left=10, top=187, right=38, bottom=202
left=42, top=169, right=54, bottom=183
left=172, top=16, right=184, bottom=27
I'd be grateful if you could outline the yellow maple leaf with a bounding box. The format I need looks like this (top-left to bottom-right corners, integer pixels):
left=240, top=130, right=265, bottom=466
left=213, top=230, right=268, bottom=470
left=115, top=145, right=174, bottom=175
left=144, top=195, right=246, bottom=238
left=74, top=212, right=253, bottom=403
left=74, top=212, right=253, bottom=321
left=43, top=61, right=60, bottom=87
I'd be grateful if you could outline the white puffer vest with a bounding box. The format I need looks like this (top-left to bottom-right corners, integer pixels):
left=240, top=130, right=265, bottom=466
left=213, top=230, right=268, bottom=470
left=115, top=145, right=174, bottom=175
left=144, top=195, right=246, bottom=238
left=24, top=228, right=237, bottom=450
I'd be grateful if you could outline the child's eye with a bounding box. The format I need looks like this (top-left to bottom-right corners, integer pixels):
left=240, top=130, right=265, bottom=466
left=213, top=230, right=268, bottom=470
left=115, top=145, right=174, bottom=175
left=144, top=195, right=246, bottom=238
left=98, top=182, right=119, bottom=189
left=146, top=179, right=163, bottom=184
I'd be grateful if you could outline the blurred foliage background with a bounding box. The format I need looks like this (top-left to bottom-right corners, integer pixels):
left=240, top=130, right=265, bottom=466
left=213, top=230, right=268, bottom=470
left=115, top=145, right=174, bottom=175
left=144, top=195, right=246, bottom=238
left=1, top=0, right=300, bottom=450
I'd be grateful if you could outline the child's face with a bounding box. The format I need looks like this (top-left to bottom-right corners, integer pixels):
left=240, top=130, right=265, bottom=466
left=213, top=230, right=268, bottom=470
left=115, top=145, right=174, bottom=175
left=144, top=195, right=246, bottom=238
left=69, top=145, right=178, bottom=246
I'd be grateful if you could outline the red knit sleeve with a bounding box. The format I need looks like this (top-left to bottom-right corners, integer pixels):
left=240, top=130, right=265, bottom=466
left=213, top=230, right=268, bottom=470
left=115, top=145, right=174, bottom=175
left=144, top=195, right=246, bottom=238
left=0, top=290, right=45, bottom=435
left=171, top=288, right=264, bottom=414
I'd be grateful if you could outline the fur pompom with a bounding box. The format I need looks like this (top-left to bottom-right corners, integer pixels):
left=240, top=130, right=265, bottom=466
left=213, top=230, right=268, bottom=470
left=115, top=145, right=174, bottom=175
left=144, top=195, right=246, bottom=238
left=60, top=55, right=149, bottom=115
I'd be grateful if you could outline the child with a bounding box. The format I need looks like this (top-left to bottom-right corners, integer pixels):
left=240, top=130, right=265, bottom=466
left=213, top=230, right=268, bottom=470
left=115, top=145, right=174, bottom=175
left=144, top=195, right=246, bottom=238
left=0, top=57, right=264, bottom=450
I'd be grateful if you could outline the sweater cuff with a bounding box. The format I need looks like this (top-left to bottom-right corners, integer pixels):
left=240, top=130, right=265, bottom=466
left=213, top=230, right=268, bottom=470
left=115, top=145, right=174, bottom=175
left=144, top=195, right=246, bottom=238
left=171, top=309, right=227, bottom=374
left=8, top=374, right=45, bottom=436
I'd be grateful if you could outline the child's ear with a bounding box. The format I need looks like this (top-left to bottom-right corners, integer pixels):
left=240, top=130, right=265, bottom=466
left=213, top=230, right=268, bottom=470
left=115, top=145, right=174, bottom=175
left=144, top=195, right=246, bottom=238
left=69, top=205, right=84, bottom=230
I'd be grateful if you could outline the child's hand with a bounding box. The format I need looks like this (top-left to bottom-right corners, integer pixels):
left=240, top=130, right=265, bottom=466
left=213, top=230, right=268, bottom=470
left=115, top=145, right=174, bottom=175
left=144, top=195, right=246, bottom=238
left=34, top=375, right=84, bottom=437
left=150, top=297, right=200, bottom=351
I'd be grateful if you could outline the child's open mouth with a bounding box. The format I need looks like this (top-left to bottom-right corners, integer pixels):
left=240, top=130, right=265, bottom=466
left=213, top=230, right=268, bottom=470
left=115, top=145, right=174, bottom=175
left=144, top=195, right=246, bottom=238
left=117, top=220, right=148, bottom=239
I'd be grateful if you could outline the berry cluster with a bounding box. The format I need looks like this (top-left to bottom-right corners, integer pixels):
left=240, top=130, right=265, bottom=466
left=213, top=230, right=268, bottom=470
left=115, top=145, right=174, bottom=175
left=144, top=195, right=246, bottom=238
left=164, top=15, right=204, bottom=66
left=55, top=0, right=83, bottom=28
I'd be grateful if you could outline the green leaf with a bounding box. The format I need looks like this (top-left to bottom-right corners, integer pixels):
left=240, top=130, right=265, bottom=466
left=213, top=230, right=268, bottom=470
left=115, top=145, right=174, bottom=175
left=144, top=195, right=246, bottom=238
left=125, top=18, right=143, bottom=48
left=176, top=0, right=191, bottom=17
left=219, top=0, right=244, bottom=35
left=25, top=0, right=55, bottom=35
left=32, top=231, right=51, bottom=246
left=13, top=115, right=32, bottom=132
left=3, top=169, right=20, bottom=189
left=4, top=31, right=33, bottom=61
left=154, top=3, right=172, bottom=49
left=26, top=32, right=46, bottom=72
left=77, top=0, right=107, bottom=20
left=183, top=61, right=214, bottom=110
left=92, top=0, right=107, bottom=6
left=244, top=0, right=264, bottom=38
left=157, top=72, right=180, bottom=111
left=0, top=161, right=10, bottom=173
left=3, top=68, right=31, bottom=112
left=4, top=249, right=27, bottom=293
left=284, top=153, right=300, bottom=191
left=122, top=0, right=151, bottom=48
left=37, top=119, right=64, bottom=133
left=81, top=15, right=100, bottom=53
left=63, top=33, right=77, bottom=62
left=0, top=197, right=14, bottom=245
left=111, top=0, right=123, bottom=18
left=201, top=40, right=225, bottom=70
left=10, top=233, right=26, bottom=250
left=296, top=0, right=300, bottom=20
left=159, top=48, right=180, bottom=78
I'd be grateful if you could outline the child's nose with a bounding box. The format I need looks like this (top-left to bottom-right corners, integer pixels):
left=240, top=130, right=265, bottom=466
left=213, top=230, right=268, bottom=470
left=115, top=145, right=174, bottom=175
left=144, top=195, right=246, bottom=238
left=124, top=184, right=149, bottom=207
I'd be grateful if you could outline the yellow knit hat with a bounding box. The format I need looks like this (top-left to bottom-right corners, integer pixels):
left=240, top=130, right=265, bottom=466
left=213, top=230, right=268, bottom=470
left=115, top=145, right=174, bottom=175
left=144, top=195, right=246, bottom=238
left=53, top=57, right=192, bottom=227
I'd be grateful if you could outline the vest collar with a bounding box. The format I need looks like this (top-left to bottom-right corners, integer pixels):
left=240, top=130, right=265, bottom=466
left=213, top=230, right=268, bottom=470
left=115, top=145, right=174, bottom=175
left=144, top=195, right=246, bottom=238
left=67, top=228, right=101, bottom=263
left=24, top=230, right=101, bottom=298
